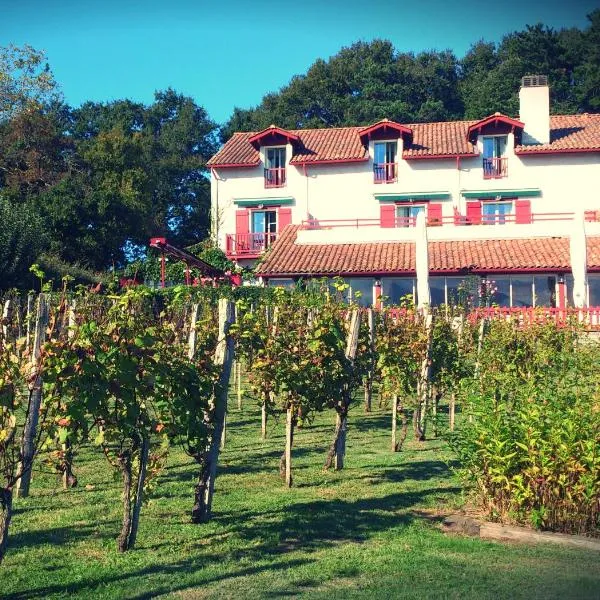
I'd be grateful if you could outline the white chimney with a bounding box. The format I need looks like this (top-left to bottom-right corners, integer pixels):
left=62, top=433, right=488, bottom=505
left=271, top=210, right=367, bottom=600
left=519, top=75, right=550, bottom=145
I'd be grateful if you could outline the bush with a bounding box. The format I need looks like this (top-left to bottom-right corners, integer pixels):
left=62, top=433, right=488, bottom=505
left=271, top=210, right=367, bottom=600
left=451, top=319, right=600, bottom=535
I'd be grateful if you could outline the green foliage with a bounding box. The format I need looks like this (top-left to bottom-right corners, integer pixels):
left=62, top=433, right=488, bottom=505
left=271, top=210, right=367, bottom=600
left=451, top=319, right=600, bottom=535
left=224, top=12, right=600, bottom=136
left=223, top=40, right=463, bottom=137
left=0, top=196, right=48, bottom=289
left=0, top=44, right=59, bottom=120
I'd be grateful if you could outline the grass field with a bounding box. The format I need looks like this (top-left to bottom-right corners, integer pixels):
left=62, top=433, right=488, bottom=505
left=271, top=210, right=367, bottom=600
left=2, top=397, right=599, bottom=599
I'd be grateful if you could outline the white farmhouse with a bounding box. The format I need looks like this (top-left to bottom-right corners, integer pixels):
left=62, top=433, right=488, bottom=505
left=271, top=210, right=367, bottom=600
left=208, top=76, right=600, bottom=308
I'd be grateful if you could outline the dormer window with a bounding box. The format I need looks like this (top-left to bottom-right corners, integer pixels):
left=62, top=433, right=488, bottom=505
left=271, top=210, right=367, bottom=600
left=265, top=147, right=286, bottom=188
left=482, top=136, right=508, bottom=179
left=374, top=141, right=397, bottom=183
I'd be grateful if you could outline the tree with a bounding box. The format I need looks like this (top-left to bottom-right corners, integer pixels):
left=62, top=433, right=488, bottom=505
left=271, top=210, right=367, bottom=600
left=0, top=44, right=59, bottom=121
left=221, top=41, right=463, bottom=139
left=34, top=91, right=219, bottom=270
left=0, top=196, right=48, bottom=289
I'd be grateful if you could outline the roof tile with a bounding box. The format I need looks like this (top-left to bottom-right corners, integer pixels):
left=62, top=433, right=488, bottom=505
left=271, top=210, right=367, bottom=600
left=257, top=226, right=600, bottom=276
left=208, top=114, right=600, bottom=167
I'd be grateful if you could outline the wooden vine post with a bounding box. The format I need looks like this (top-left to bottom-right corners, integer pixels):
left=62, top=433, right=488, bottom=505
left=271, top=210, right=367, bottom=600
left=17, top=294, right=49, bottom=498
left=191, top=298, right=235, bottom=523
left=324, top=308, right=361, bottom=471
left=414, top=312, right=433, bottom=442
left=2, top=300, right=12, bottom=342
left=364, top=308, right=375, bottom=413
left=61, top=300, right=77, bottom=490
left=284, top=400, right=294, bottom=487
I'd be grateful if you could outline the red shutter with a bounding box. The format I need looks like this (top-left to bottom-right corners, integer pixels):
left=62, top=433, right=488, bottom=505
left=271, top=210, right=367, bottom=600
left=380, top=204, right=396, bottom=228
left=427, top=203, right=443, bottom=226
left=466, top=201, right=482, bottom=225
left=278, top=207, right=292, bottom=231
left=235, top=209, right=249, bottom=235
left=515, top=199, right=531, bottom=224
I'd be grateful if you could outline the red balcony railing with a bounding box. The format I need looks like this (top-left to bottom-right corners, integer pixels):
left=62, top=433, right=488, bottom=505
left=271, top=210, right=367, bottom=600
left=483, top=157, right=508, bottom=179
left=226, top=232, right=277, bottom=257
left=264, top=168, right=286, bottom=188
left=373, top=163, right=397, bottom=183
left=300, top=211, right=600, bottom=230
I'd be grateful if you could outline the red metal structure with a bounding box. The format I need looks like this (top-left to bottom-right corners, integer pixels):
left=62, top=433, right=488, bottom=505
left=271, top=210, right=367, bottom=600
left=149, top=238, right=225, bottom=288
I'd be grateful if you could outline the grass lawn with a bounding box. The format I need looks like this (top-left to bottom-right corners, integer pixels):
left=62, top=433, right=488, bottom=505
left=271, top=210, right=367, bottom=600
left=2, top=397, right=599, bottom=599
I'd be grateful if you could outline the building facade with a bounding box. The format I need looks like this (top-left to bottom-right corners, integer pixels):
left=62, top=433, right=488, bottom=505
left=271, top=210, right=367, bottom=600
left=208, top=77, right=600, bottom=308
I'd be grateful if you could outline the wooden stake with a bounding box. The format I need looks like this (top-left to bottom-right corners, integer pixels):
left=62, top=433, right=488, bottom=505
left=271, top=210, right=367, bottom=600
left=17, top=294, right=49, bottom=498
left=25, top=293, right=33, bottom=352
left=199, top=299, right=235, bottom=519
left=285, top=405, right=294, bottom=487
left=450, top=392, right=456, bottom=431
left=236, top=361, right=242, bottom=410
left=2, top=299, right=12, bottom=342
left=187, top=303, right=200, bottom=360
left=391, top=394, right=398, bottom=451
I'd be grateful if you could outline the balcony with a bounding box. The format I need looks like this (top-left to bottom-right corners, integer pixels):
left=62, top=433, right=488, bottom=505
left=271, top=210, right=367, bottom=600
left=297, top=211, right=600, bottom=246
left=483, top=157, right=508, bottom=179
left=301, top=211, right=600, bottom=230
left=264, top=168, right=286, bottom=188
left=226, top=232, right=277, bottom=258
left=373, top=163, right=397, bottom=184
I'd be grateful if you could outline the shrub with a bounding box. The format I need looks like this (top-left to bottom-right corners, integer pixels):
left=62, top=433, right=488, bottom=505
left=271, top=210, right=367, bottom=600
left=451, top=319, right=600, bottom=535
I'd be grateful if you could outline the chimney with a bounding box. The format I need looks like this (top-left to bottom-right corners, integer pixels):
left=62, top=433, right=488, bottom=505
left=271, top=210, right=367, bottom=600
left=519, top=75, right=550, bottom=145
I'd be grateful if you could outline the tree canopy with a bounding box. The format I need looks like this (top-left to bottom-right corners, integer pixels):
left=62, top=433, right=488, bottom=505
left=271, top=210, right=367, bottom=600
left=222, top=10, right=600, bottom=139
left=0, top=48, right=219, bottom=277
left=0, top=11, right=599, bottom=289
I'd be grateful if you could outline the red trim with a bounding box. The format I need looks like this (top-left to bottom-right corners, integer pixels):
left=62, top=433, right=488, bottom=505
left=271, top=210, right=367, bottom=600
left=248, top=126, right=299, bottom=145
left=259, top=267, right=579, bottom=278
left=208, top=162, right=260, bottom=169
left=290, top=156, right=369, bottom=166
left=467, top=113, right=524, bottom=142
left=403, top=152, right=477, bottom=160
left=515, top=147, right=600, bottom=156
left=359, top=120, right=413, bottom=142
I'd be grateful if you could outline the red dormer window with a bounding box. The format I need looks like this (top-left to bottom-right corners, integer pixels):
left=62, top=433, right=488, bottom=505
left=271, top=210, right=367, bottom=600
left=264, top=147, right=286, bottom=188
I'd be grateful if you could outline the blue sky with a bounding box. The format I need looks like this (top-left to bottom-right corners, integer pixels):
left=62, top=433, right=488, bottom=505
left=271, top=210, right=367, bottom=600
left=1, top=0, right=598, bottom=124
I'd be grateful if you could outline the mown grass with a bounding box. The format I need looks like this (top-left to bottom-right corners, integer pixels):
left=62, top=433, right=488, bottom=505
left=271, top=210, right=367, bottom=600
left=2, top=395, right=599, bottom=599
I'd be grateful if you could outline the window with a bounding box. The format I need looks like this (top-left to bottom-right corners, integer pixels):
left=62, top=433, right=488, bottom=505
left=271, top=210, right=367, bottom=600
left=482, top=136, right=508, bottom=179
left=264, top=147, right=286, bottom=188
left=396, top=204, right=425, bottom=227
left=381, top=278, right=416, bottom=305
left=251, top=209, right=277, bottom=251
left=588, top=275, right=600, bottom=306
left=533, top=276, right=556, bottom=307
left=374, top=141, right=397, bottom=183
left=482, top=201, right=512, bottom=225
left=346, top=278, right=374, bottom=307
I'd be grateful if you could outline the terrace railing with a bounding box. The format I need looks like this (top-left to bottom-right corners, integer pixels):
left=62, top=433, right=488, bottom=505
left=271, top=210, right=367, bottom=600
left=300, top=211, right=600, bottom=230
left=225, top=232, right=277, bottom=257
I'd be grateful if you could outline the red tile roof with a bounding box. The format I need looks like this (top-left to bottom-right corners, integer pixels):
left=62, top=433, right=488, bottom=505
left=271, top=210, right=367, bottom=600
left=257, top=226, right=600, bottom=276
left=207, top=114, right=600, bottom=167
left=515, top=114, right=600, bottom=153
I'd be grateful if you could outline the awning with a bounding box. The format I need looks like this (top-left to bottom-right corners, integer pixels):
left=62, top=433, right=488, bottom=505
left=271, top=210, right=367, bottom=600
left=462, top=188, right=541, bottom=199
left=375, top=191, right=450, bottom=203
left=233, top=197, right=295, bottom=207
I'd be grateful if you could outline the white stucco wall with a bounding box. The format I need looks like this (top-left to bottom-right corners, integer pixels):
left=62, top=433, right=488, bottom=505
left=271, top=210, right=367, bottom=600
left=211, top=136, right=600, bottom=253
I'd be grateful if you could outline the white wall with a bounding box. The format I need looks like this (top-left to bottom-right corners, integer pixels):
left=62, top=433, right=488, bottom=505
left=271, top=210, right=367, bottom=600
left=211, top=136, right=600, bottom=252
